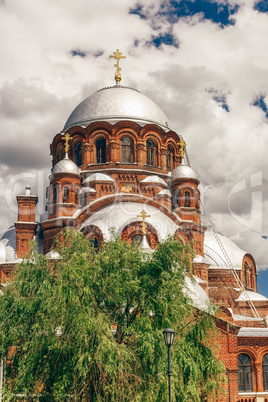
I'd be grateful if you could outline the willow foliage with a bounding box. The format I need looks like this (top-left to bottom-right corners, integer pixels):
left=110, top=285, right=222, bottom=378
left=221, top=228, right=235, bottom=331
left=0, top=230, right=225, bottom=401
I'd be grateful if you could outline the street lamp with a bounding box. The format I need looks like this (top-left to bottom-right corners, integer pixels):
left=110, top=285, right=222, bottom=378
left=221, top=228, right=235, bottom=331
left=163, top=328, right=175, bottom=402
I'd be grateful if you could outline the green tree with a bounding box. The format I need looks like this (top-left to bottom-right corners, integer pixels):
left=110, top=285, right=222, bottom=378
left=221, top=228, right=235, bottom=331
left=0, top=230, right=225, bottom=401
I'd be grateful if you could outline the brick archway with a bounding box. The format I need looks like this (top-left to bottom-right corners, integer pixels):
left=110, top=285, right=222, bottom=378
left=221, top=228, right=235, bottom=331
left=80, top=224, right=104, bottom=247
left=121, top=221, right=159, bottom=249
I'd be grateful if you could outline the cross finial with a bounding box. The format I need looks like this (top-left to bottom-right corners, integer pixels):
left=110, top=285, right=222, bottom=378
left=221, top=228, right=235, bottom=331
left=178, top=138, right=187, bottom=158
left=137, top=209, right=151, bottom=236
left=64, top=132, right=71, bottom=153
left=109, top=49, right=126, bottom=85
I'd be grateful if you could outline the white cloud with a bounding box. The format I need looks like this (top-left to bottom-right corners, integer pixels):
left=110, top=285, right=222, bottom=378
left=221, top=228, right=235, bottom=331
left=0, top=0, right=268, bottom=273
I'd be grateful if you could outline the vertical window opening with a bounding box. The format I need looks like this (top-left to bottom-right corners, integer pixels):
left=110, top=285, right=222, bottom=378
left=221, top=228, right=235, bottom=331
left=121, top=137, right=133, bottom=163
left=184, top=191, right=190, bottom=207
left=238, top=354, right=252, bottom=392
left=146, top=140, right=157, bottom=166
left=167, top=145, right=174, bottom=171
left=63, top=186, right=69, bottom=203
left=263, top=354, right=268, bottom=390
left=53, top=187, right=57, bottom=204
left=57, top=145, right=64, bottom=163
left=75, top=188, right=79, bottom=204
left=96, top=138, right=106, bottom=164
left=74, top=142, right=82, bottom=167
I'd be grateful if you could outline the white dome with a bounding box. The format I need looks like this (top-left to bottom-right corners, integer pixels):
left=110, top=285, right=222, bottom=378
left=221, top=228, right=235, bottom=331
left=64, top=86, right=169, bottom=130
left=172, top=164, right=197, bottom=180
left=83, top=173, right=114, bottom=183
left=204, top=229, right=247, bottom=270
left=141, top=175, right=168, bottom=187
left=53, top=156, right=80, bottom=175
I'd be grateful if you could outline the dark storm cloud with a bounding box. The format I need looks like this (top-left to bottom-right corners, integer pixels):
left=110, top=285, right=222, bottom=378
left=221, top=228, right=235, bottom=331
left=0, top=143, right=50, bottom=170
left=0, top=80, right=61, bottom=119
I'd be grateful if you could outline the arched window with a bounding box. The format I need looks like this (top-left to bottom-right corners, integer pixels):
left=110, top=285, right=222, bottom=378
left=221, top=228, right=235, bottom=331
left=56, top=145, right=64, bottom=163
left=63, top=186, right=69, bottom=203
left=53, top=187, right=57, bottom=204
left=75, top=188, right=79, bottom=204
left=195, top=193, right=199, bottom=209
left=263, top=354, right=268, bottom=390
left=96, top=138, right=106, bottom=164
left=238, top=354, right=252, bottom=392
left=121, top=137, right=134, bottom=163
left=167, top=145, right=175, bottom=171
left=132, top=234, right=143, bottom=245
left=146, top=140, right=157, bottom=166
left=184, top=191, right=190, bottom=207
left=74, top=142, right=82, bottom=167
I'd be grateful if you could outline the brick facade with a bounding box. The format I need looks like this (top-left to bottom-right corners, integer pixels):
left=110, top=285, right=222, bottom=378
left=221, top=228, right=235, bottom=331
left=1, top=85, right=268, bottom=401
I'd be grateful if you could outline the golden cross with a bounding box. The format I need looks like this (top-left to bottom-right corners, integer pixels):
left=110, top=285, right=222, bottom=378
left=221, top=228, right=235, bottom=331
left=64, top=132, right=71, bottom=153
left=178, top=138, right=187, bottom=158
left=109, top=49, right=126, bottom=84
left=137, top=209, right=151, bottom=236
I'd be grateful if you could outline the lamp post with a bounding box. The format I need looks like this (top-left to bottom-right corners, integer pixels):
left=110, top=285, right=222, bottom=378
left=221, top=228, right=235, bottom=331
left=163, top=328, right=175, bottom=402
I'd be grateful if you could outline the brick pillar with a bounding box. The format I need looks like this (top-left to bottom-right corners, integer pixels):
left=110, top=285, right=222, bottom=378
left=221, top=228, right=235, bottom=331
left=160, top=147, right=167, bottom=171
left=109, top=140, right=118, bottom=162
left=137, top=142, right=145, bottom=165
left=15, top=187, right=38, bottom=258
left=82, top=142, right=91, bottom=167
left=255, top=361, right=263, bottom=392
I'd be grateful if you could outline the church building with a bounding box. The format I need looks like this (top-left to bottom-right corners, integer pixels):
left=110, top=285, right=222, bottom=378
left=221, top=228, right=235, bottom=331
left=1, top=50, right=268, bottom=401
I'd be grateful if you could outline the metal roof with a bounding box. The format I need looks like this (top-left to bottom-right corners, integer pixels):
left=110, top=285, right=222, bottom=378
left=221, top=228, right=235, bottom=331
left=63, top=86, right=169, bottom=131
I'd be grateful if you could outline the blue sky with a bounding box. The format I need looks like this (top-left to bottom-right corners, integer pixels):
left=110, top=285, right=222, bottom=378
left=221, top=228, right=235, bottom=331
left=0, top=0, right=268, bottom=297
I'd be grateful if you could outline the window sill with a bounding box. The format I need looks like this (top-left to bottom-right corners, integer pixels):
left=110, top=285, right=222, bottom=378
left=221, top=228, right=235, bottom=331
left=116, top=162, right=137, bottom=165
left=144, top=164, right=162, bottom=169
left=88, top=162, right=109, bottom=166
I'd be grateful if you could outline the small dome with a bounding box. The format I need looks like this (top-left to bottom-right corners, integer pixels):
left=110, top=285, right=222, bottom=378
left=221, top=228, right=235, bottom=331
left=157, top=189, right=172, bottom=197
left=80, top=187, right=96, bottom=194
left=63, top=86, right=169, bottom=130
left=83, top=173, right=114, bottom=183
left=0, top=241, right=6, bottom=264
left=141, top=175, right=168, bottom=187
left=172, top=164, right=197, bottom=180
left=53, top=156, right=80, bottom=175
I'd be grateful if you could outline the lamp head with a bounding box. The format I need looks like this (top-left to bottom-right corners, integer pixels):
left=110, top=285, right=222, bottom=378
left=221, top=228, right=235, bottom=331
left=163, top=328, right=175, bottom=347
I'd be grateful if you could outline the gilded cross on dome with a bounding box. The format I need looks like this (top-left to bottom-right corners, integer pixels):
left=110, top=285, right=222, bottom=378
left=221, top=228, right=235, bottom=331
left=64, top=132, right=71, bottom=153
left=178, top=138, right=187, bottom=158
left=109, top=49, right=126, bottom=84
left=137, top=209, right=151, bottom=236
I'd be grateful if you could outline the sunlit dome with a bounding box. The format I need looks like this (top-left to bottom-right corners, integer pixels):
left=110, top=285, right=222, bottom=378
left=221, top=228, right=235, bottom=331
left=52, top=155, right=80, bottom=175
left=63, top=86, right=169, bottom=131
left=172, top=164, right=197, bottom=180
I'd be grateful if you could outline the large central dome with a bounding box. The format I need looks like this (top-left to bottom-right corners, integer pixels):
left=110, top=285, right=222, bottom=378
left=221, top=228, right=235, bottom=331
left=63, top=86, right=169, bottom=131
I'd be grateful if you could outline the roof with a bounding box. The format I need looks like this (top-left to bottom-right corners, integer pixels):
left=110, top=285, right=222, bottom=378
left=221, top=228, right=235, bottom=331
left=204, top=228, right=247, bottom=270
left=141, top=175, right=168, bottom=187
left=238, top=327, right=268, bottom=337
left=53, top=156, right=80, bottom=175
left=78, top=201, right=179, bottom=241
left=83, top=173, right=114, bottom=183
left=236, top=290, right=268, bottom=302
left=0, top=227, right=17, bottom=263
left=184, top=275, right=211, bottom=311
left=63, top=86, right=169, bottom=131
left=172, top=164, right=197, bottom=180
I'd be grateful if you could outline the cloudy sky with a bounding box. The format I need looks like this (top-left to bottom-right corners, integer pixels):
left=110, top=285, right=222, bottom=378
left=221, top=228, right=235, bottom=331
left=1, top=0, right=268, bottom=292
